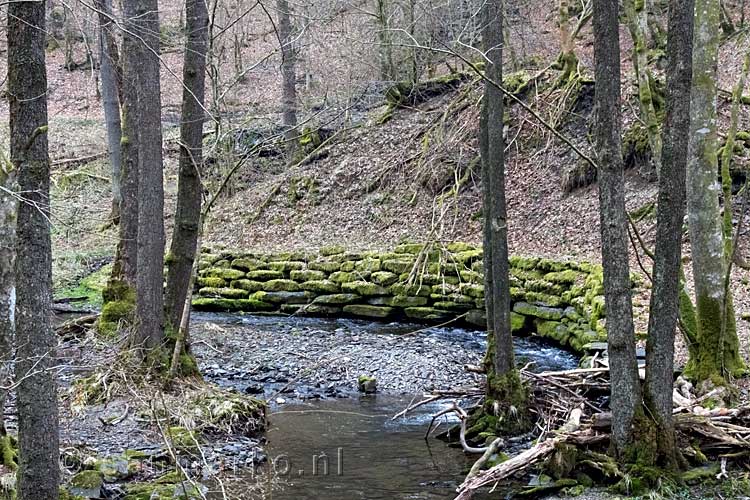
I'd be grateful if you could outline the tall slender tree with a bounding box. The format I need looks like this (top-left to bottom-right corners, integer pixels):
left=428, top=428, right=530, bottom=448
left=0, top=148, right=16, bottom=441
left=479, top=0, right=527, bottom=432
left=8, top=0, right=61, bottom=496
left=686, top=0, right=745, bottom=385
left=644, top=0, right=694, bottom=469
left=592, top=0, right=641, bottom=459
left=277, top=0, right=298, bottom=159
left=95, top=0, right=123, bottom=223
left=123, top=0, right=166, bottom=354
left=165, top=0, right=210, bottom=333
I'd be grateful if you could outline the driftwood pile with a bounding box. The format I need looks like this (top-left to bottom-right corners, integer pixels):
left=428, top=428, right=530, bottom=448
left=397, top=366, right=750, bottom=500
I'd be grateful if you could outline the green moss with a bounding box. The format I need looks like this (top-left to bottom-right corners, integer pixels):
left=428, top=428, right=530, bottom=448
left=404, top=307, right=453, bottom=321
left=192, top=298, right=274, bottom=312
left=263, top=279, right=301, bottom=292
left=197, top=287, right=249, bottom=299
left=381, top=260, right=415, bottom=274
left=269, top=261, right=305, bottom=273
left=300, top=280, right=340, bottom=293
left=390, top=283, right=432, bottom=297
left=245, top=270, right=284, bottom=281
left=290, top=269, right=326, bottom=282
left=513, top=302, right=564, bottom=320
left=447, top=242, right=475, bottom=253
left=231, top=258, right=266, bottom=271
left=203, top=267, right=246, bottom=280
left=308, top=260, right=341, bottom=272
left=320, top=245, right=345, bottom=256
left=312, top=294, right=360, bottom=305
left=343, top=304, right=394, bottom=318
left=341, top=281, right=388, bottom=296
left=454, top=249, right=483, bottom=264
left=196, top=276, right=226, bottom=288
left=370, top=271, right=398, bottom=286
left=460, top=284, right=485, bottom=298
left=394, top=243, right=425, bottom=254
left=544, top=269, right=581, bottom=284
left=230, top=279, right=265, bottom=292
left=355, top=258, right=381, bottom=273
left=391, top=295, right=429, bottom=307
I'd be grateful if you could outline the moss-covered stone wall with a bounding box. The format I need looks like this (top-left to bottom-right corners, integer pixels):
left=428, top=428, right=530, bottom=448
left=193, top=243, right=608, bottom=353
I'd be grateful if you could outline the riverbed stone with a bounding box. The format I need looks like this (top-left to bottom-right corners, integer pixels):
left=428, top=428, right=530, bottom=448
left=231, top=279, right=265, bottom=292
left=343, top=304, right=394, bottom=318
left=513, top=302, right=564, bottom=321
left=203, top=268, right=246, bottom=281
left=300, top=280, right=340, bottom=294
left=404, top=307, right=453, bottom=321
left=371, top=271, right=398, bottom=286
left=313, top=294, right=360, bottom=305
left=69, top=470, right=103, bottom=498
left=290, top=269, right=326, bottom=282
left=263, top=279, right=301, bottom=292
left=246, top=270, right=284, bottom=281
left=341, top=281, right=388, bottom=296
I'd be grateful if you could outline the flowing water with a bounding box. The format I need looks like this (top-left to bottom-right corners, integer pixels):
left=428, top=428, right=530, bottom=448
left=193, top=314, right=579, bottom=499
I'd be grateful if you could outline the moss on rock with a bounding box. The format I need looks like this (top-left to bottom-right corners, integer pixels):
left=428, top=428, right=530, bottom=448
left=381, top=259, right=415, bottom=274
left=371, top=271, right=398, bottom=286
left=390, top=283, right=432, bottom=297
left=290, top=269, right=326, bottom=282
left=269, top=261, right=305, bottom=273
left=390, top=295, right=429, bottom=308
left=343, top=304, right=394, bottom=318
left=192, top=298, right=274, bottom=312
left=197, top=276, right=226, bottom=288
left=246, top=270, right=284, bottom=281
left=231, top=258, right=267, bottom=272
left=404, top=307, right=453, bottom=321
left=460, top=283, right=485, bottom=298
left=300, top=280, right=340, bottom=293
left=203, top=268, right=246, bottom=281
left=513, top=302, right=564, bottom=320
left=230, top=279, right=265, bottom=292
left=341, top=281, right=388, bottom=296
left=262, top=279, right=301, bottom=292
left=313, top=293, right=360, bottom=305
left=320, top=245, right=345, bottom=256
left=308, top=260, right=341, bottom=273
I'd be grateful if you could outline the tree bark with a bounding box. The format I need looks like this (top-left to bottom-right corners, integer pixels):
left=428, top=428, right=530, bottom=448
left=277, top=0, right=298, bottom=159
left=165, top=0, right=209, bottom=333
left=0, top=146, right=17, bottom=440
left=124, top=0, right=166, bottom=353
left=644, top=0, right=694, bottom=469
left=115, top=3, right=141, bottom=287
left=95, top=0, right=123, bottom=224
left=592, top=0, right=641, bottom=459
left=686, top=0, right=745, bottom=384
left=624, top=0, right=663, bottom=175
left=376, top=0, right=395, bottom=81
left=480, top=0, right=526, bottom=429
left=8, top=0, right=60, bottom=496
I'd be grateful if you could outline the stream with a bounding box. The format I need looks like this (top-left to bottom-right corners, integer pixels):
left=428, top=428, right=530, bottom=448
left=190, top=313, right=579, bottom=499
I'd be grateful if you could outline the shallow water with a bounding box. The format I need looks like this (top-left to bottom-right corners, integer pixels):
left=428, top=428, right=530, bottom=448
left=194, top=313, right=578, bottom=499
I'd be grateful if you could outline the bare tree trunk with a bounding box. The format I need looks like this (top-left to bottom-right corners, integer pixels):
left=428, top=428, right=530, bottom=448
left=96, top=0, right=123, bottom=224
left=0, top=150, right=17, bottom=440
left=123, top=0, right=166, bottom=354
left=277, top=0, right=298, bottom=159
left=593, top=0, right=641, bottom=459
left=557, top=0, right=579, bottom=83
left=645, top=0, right=694, bottom=470
left=8, top=0, right=60, bottom=495
left=624, top=0, right=663, bottom=175
left=480, top=0, right=527, bottom=432
left=165, top=0, right=209, bottom=333
left=686, top=0, right=745, bottom=385
left=376, top=0, right=395, bottom=81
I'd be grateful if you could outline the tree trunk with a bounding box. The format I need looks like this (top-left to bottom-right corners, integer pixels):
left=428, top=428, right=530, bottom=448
left=8, top=0, right=61, bottom=496
left=592, top=0, right=641, bottom=459
left=0, top=148, right=17, bottom=440
left=96, top=0, right=123, bottom=224
left=277, top=0, right=298, bottom=159
left=165, top=0, right=209, bottom=333
left=480, top=0, right=527, bottom=432
left=376, top=0, right=395, bottom=81
left=644, top=0, right=694, bottom=469
left=557, top=0, right=579, bottom=83
left=624, top=0, right=663, bottom=175
left=115, top=4, right=141, bottom=288
left=686, top=0, right=745, bottom=385
left=124, top=0, right=166, bottom=354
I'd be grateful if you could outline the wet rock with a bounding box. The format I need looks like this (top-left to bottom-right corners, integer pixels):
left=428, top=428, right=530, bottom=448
left=358, top=375, right=377, bottom=393
left=313, top=293, right=360, bottom=305
left=69, top=470, right=103, bottom=498
left=343, top=304, right=394, bottom=318
left=513, top=302, right=564, bottom=320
